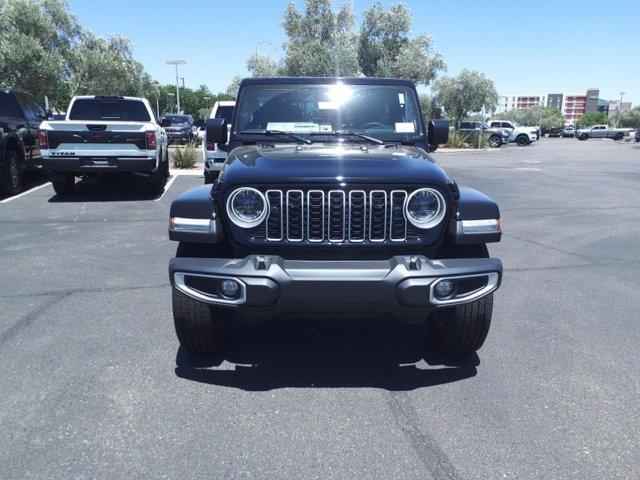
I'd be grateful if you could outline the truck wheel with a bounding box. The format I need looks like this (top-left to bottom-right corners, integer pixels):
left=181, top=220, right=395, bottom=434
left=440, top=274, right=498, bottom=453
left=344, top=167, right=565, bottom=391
left=172, top=287, right=230, bottom=355
left=579, top=133, right=588, bottom=140
left=515, top=134, right=529, bottom=146
left=614, top=132, right=624, bottom=141
left=488, top=135, right=502, bottom=148
left=432, top=242, right=493, bottom=353
left=0, top=149, right=23, bottom=195
left=50, top=172, right=75, bottom=195
left=148, top=159, right=167, bottom=194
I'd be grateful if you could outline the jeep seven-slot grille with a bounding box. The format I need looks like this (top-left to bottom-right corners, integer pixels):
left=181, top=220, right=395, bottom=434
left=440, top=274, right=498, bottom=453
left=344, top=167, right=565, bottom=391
left=258, top=188, right=414, bottom=243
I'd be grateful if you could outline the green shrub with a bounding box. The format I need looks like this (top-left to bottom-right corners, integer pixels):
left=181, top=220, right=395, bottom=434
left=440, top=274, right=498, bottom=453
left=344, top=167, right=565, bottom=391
left=171, top=142, right=199, bottom=169
left=446, top=130, right=466, bottom=148
left=473, top=131, right=489, bottom=149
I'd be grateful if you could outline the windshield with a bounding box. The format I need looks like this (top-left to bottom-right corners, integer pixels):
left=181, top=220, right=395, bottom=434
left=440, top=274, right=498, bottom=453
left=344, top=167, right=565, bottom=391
left=69, top=98, right=150, bottom=122
left=234, top=83, right=423, bottom=142
left=163, top=115, right=191, bottom=125
left=214, top=105, right=234, bottom=124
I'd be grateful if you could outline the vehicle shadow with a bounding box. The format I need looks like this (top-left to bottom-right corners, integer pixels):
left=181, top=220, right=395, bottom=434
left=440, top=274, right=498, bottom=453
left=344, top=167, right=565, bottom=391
left=48, top=174, right=164, bottom=202
left=174, top=318, right=479, bottom=391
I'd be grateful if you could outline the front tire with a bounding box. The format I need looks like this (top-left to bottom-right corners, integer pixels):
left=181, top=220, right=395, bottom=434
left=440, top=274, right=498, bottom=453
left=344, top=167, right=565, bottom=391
left=515, top=134, right=529, bottom=146
left=172, top=288, right=230, bottom=355
left=432, top=242, right=493, bottom=353
left=50, top=172, right=75, bottom=195
left=1, top=149, right=23, bottom=195
left=434, top=294, right=493, bottom=353
left=614, top=133, right=624, bottom=141
left=579, top=133, right=588, bottom=140
left=488, top=135, right=502, bottom=148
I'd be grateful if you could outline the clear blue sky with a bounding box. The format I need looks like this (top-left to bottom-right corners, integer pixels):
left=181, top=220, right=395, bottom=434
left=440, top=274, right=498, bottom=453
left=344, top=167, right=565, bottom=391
left=68, top=0, right=640, bottom=105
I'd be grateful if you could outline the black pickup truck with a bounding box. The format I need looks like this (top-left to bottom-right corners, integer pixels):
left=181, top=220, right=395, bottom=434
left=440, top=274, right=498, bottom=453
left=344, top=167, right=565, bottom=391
left=168, top=77, right=503, bottom=355
left=0, top=90, right=48, bottom=195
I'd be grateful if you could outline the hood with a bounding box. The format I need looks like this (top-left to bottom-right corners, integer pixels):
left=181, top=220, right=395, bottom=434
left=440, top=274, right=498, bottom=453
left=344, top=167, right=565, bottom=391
left=217, top=144, right=451, bottom=188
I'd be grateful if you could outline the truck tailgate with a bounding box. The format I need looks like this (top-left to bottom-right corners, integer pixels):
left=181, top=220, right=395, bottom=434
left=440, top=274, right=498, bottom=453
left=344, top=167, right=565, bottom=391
left=46, top=122, right=150, bottom=155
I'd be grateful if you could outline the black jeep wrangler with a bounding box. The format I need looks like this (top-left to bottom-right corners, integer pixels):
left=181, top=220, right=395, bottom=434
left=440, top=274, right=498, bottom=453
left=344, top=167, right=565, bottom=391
left=168, top=77, right=503, bottom=355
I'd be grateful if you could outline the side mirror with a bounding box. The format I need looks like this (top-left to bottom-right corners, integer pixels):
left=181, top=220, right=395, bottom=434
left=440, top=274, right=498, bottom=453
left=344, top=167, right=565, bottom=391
left=206, top=118, right=227, bottom=144
left=428, top=119, right=449, bottom=147
left=160, top=118, right=172, bottom=128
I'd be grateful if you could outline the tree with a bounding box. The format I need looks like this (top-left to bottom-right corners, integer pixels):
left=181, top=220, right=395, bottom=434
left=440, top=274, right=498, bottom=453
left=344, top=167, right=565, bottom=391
left=246, top=51, right=282, bottom=77
left=229, top=0, right=446, bottom=93
left=0, top=0, right=81, bottom=104
left=357, top=2, right=445, bottom=85
left=577, top=111, right=611, bottom=127
left=70, top=33, right=154, bottom=98
left=493, top=106, right=564, bottom=128
left=225, top=75, right=243, bottom=99
left=618, top=106, right=640, bottom=129
left=432, top=69, right=498, bottom=128
left=0, top=0, right=155, bottom=109
left=280, top=0, right=359, bottom=77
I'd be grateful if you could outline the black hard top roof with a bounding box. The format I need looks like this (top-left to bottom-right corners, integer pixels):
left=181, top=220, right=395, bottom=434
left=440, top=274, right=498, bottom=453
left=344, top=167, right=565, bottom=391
left=239, top=77, right=416, bottom=88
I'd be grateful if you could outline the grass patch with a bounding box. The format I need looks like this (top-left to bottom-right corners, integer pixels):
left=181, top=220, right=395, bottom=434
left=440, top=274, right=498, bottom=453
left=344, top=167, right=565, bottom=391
left=171, top=142, right=199, bottom=169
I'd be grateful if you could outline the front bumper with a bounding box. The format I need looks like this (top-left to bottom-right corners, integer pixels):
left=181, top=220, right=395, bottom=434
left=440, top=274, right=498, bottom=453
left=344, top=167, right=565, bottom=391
left=44, top=156, right=157, bottom=173
left=169, top=255, right=502, bottom=322
left=166, top=131, right=192, bottom=142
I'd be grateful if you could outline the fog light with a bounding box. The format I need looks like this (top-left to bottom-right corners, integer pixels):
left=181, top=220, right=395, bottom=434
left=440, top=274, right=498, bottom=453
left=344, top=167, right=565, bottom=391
left=434, top=279, right=454, bottom=299
left=219, top=279, right=241, bottom=299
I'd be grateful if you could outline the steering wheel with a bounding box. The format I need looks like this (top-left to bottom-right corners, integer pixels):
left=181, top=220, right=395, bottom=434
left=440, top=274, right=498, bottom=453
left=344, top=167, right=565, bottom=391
left=360, top=122, right=392, bottom=132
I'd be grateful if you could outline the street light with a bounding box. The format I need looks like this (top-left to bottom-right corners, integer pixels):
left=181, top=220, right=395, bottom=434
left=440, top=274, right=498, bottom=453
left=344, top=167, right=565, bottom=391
left=166, top=60, right=186, bottom=113
left=618, top=91, right=625, bottom=127
left=153, top=80, right=160, bottom=120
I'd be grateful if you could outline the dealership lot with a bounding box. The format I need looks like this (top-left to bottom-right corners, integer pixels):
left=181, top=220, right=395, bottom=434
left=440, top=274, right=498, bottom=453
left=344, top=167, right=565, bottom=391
left=1, top=139, right=639, bottom=479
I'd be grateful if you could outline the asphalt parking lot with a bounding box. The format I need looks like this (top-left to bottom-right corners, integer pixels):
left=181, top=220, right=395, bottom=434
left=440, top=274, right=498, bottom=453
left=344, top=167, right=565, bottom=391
left=1, top=138, right=639, bottom=479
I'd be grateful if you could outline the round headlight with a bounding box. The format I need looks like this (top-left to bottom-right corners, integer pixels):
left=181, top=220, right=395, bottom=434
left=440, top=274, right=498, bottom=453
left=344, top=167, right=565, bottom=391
left=405, top=188, right=446, bottom=229
left=226, top=187, right=267, bottom=228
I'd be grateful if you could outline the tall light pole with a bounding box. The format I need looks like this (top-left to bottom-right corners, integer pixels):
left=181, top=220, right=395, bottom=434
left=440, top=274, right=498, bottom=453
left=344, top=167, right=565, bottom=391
left=617, top=91, right=625, bottom=127
left=153, top=81, right=160, bottom=120
left=166, top=60, right=186, bottom=113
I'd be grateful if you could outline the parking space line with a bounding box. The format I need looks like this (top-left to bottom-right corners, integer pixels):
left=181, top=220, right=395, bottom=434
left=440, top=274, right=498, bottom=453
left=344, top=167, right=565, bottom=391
left=0, top=182, right=52, bottom=204
left=154, top=175, right=178, bottom=201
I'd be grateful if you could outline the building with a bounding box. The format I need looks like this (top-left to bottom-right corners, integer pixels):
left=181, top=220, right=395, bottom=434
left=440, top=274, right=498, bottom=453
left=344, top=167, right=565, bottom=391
left=494, top=88, right=603, bottom=123
left=607, top=101, right=632, bottom=119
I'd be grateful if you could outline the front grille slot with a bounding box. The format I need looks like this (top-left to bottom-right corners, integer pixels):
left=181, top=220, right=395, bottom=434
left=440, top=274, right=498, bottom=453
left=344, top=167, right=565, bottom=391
left=266, top=190, right=283, bottom=241
left=390, top=190, right=407, bottom=241
left=328, top=190, right=346, bottom=242
left=307, top=190, right=324, bottom=242
left=349, top=190, right=366, bottom=242
left=369, top=191, right=387, bottom=242
left=286, top=190, right=304, bottom=241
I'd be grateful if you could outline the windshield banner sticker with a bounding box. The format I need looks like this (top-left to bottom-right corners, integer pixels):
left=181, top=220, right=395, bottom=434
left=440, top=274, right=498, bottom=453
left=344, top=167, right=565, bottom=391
left=395, top=122, right=415, bottom=133
left=267, top=122, right=320, bottom=133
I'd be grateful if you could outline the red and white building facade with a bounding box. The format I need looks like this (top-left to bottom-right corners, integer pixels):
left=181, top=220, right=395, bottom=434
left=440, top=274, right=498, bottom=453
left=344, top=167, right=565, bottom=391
left=495, top=89, right=600, bottom=124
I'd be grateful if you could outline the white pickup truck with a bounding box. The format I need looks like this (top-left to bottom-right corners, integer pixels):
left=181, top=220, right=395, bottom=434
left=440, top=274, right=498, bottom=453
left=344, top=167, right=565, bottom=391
left=487, top=120, right=539, bottom=146
left=575, top=124, right=629, bottom=141
left=38, top=95, right=169, bottom=195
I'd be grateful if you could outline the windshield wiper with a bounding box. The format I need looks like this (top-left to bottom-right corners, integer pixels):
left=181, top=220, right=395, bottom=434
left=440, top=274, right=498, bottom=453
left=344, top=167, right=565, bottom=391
left=239, top=129, right=312, bottom=145
left=309, top=131, right=385, bottom=145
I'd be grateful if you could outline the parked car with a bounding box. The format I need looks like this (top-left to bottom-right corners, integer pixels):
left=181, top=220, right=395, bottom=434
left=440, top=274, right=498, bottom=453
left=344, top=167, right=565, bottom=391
left=162, top=114, right=196, bottom=144
left=635, top=129, right=639, bottom=142
left=487, top=120, right=538, bottom=146
left=458, top=121, right=509, bottom=148
left=562, top=126, right=576, bottom=138
left=545, top=126, right=563, bottom=137
left=0, top=90, right=48, bottom=195
left=167, top=77, right=503, bottom=355
left=39, top=95, right=169, bottom=195
left=575, top=124, right=628, bottom=141
left=203, top=100, right=235, bottom=183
